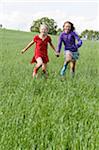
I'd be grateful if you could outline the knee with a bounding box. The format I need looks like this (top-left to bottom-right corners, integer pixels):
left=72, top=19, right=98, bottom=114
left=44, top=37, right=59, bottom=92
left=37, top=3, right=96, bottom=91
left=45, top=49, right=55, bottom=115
left=36, top=57, right=43, bottom=66
left=65, top=51, right=72, bottom=62
left=38, top=60, right=43, bottom=66
left=66, top=55, right=72, bottom=62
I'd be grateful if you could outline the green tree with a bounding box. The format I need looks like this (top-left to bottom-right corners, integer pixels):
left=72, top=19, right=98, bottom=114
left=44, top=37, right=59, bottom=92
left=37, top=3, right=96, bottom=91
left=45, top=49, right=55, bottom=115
left=81, top=29, right=99, bottom=40
left=30, top=17, right=57, bottom=35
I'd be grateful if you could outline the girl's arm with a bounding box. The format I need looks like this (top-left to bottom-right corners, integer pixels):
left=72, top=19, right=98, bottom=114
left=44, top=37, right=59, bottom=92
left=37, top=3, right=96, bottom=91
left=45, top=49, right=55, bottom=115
left=57, top=33, right=63, bottom=53
left=49, top=42, right=56, bottom=51
left=21, top=40, right=35, bottom=54
left=73, top=32, right=82, bottom=48
left=49, top=41, right=60, bottom=57
left=55, top=34, right=63, bottom=57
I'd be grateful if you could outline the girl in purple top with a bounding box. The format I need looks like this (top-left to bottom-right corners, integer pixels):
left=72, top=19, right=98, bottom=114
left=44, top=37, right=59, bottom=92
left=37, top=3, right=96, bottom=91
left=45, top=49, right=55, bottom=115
left=56, top=21, right=82, bottom=77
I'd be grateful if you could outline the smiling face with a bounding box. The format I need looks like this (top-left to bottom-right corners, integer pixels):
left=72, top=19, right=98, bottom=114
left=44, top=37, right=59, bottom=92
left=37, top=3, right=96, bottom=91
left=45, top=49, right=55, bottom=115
left=40, top=25, right=48, bottom=35
left=63, top=22, right=71, bottom=33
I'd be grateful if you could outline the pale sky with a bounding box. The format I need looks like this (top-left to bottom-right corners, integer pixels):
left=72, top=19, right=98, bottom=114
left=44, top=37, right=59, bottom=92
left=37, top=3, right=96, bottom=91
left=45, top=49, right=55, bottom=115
left=0, top=0, right=99, bottom=33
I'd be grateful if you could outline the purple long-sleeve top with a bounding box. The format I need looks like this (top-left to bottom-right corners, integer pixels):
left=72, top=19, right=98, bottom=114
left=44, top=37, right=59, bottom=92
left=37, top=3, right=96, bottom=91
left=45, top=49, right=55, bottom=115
left=57, top=31, right=82, bottom=52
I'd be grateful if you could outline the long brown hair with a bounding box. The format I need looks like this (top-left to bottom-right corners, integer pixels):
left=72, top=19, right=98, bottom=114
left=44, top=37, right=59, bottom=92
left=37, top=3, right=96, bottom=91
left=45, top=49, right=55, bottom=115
left=63, top=21, right=75, bottom=31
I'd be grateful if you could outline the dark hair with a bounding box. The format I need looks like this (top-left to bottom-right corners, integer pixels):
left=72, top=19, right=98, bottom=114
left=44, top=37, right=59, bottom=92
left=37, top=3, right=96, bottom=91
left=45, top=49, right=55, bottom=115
left=63, top=21, right=75, bottom=31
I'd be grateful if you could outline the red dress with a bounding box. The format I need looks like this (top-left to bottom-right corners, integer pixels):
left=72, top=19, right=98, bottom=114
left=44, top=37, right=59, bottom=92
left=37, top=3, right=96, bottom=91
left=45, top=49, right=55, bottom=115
left=30, top=35, right=52, bottom=64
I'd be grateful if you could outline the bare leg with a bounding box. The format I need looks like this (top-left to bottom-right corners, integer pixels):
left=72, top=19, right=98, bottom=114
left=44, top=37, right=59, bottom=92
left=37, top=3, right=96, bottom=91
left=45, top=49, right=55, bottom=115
left=60, top=51, right=72, bottom=76
left=42, top=63, right=47, bottom=73
left=32, top=57, right=43, bottom=78
left=70, top=61, right=76, bottom=78
left=42, top=63, right=48, bottom=78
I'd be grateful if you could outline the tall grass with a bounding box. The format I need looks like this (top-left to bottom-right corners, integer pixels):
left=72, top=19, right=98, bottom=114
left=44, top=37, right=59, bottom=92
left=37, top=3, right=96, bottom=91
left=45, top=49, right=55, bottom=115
left=0, top=29, right=99, bottom=150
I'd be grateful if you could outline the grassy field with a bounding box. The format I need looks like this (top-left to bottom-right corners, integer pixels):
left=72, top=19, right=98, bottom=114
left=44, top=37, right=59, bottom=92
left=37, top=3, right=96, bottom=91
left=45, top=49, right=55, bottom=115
left=0, top=29, right=99, bottom=150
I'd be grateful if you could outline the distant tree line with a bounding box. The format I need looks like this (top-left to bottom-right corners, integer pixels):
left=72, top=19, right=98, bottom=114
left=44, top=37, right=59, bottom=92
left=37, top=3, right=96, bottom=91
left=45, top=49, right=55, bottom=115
left=1, top=17, right=99, bottom=40
left=30, top=17, right=99, bottom=40
left=80, top=29, right=99, bottom=40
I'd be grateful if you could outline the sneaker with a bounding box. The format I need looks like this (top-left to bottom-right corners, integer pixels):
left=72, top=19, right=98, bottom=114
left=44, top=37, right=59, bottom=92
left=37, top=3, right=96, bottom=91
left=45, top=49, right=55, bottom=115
left=60, top=66, right=66, bottom=76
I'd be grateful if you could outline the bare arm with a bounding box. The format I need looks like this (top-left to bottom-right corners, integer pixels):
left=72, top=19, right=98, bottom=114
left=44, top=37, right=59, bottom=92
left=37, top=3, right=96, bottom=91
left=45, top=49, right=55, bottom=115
left=49, top=42, right=56, bottom=51
left=21, top=40, right=35, bottom=54
left=49, top=42, right=60, bottom=57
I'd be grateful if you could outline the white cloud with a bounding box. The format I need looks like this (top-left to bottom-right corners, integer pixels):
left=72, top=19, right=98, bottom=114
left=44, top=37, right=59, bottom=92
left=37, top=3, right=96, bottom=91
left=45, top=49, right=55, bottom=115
left=0, top=10, right=32, bottom=31
left=27, top=10, right=99, bottom=33
left=0, top=1, right=99, bottom=33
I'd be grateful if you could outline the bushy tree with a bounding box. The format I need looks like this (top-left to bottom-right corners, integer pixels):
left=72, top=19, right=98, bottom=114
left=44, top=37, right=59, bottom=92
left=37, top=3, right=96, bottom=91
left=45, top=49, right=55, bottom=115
left=30, top=17, right=57, bottom=35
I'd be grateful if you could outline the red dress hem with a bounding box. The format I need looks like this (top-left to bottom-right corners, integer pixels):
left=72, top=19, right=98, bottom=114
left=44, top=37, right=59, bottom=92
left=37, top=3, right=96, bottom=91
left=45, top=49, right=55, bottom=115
left=30, top=55, right=49, bottom=64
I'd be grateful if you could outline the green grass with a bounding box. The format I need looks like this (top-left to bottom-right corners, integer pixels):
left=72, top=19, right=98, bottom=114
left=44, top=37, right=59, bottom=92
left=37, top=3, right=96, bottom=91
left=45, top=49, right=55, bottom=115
left=0, top=29, right=99, bottom=150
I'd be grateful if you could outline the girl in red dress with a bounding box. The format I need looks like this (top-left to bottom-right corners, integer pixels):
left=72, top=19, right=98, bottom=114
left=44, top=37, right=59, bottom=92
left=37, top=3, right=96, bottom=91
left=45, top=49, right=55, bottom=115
left=21, top=24, right=56, bottom=78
